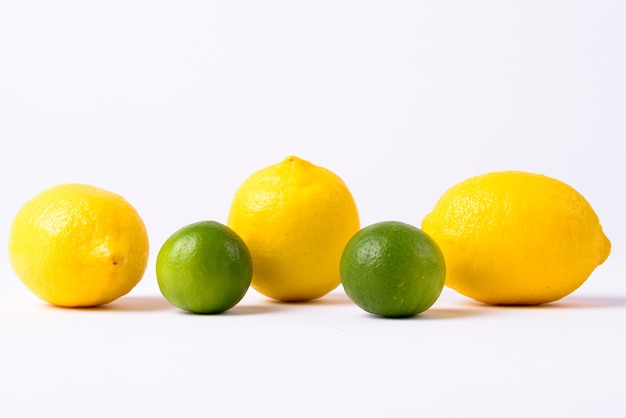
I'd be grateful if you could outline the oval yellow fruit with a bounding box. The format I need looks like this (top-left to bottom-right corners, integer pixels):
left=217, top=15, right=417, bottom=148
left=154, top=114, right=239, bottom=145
left=421, top=171, right=611, bottom=305
left=8, top=184, right=149, bottom=307
left=227, top=156, right=360, bottom=302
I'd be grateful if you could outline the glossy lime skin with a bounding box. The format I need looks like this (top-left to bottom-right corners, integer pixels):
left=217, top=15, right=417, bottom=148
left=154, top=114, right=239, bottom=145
left=156, top=221, right=253, bottom=314
left=340, top=221, right=446, bottom=318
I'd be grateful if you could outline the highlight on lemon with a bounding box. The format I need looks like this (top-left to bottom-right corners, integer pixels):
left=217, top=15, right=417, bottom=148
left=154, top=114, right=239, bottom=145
left=227, top=156, right=360, bottom=302
left=8, top=184, right=149, bottom=307
left=422, top=171, right=611, bottom=305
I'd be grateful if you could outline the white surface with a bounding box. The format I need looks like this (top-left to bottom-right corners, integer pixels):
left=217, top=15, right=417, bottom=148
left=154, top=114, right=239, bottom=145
left=1, top=1, right=625, bottom=417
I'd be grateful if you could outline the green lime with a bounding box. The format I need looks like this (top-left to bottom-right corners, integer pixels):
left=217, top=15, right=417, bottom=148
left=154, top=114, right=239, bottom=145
left=156, top=221, right=253, bottom=314
left=340, top=221, right=446, bottom=318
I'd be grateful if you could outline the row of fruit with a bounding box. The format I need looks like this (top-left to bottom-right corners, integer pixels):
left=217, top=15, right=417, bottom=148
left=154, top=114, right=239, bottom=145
left=7, top=156, right=611, bottom=317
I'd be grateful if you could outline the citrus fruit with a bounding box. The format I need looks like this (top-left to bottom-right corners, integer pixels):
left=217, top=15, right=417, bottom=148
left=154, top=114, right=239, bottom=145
left=156, top=221, right=253, bottom=314
left=227, top=156, right=360, bottom=302
left=421, top=171, right=611, bottom=305
left=340, top=221, right=446, bottom=318
left=8, top=184, right=149, bottom=307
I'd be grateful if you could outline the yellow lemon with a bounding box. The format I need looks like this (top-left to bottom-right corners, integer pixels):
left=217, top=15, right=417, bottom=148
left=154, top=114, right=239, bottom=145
left=8, top=184, right=149, bottom=307
left=227, top=156, right=360, bottom=302
left=421, top=171, right=611, bottom=305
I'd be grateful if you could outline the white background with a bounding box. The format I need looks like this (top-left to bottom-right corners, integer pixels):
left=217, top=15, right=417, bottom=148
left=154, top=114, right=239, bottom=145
left=1, top=1, right=624, bottom=417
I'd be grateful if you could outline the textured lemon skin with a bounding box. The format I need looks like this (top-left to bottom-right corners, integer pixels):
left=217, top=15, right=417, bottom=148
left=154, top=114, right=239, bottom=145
left=227, top=156, right=360, bottom=302
left=422, top=171, right=611, bottom=305
left=8, top=184, right=149, bottom=307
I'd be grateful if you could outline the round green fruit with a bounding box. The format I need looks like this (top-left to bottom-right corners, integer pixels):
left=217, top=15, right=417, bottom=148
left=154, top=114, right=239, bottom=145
left=340, top=221, right=446, bottom=318
left=156, top=221, right=253, bottom=314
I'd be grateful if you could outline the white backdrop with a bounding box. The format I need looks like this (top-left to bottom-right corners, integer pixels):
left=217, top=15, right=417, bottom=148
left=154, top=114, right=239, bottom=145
left=1, top=1, right=624, bottom=417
